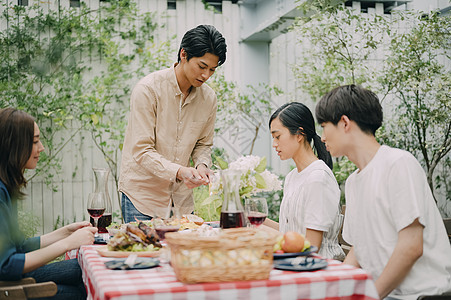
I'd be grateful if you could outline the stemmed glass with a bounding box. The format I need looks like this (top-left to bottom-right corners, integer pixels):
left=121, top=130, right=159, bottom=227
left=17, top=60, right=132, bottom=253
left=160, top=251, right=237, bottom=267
left=87, top=192, right=106, bottom=234
left=245, top=197, right=268, bottom=227
left=153, top=204, right=180, bottom=241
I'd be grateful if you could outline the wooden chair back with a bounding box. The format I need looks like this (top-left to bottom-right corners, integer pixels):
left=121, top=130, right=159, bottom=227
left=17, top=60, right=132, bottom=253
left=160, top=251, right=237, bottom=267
left=0, top=277, right=57, bottom=299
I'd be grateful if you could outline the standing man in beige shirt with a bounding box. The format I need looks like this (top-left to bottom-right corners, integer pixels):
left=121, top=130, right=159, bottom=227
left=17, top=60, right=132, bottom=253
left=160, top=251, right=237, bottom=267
left=119, top=25, right=227, bottom=222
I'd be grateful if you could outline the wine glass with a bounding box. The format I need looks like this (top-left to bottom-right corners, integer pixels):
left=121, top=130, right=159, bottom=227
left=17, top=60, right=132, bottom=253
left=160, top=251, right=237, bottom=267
left=153, top=204, right=180, bottom=241
left=245, top=197, right=268, bottom=227
left=87, top=192, right=106, bottom=233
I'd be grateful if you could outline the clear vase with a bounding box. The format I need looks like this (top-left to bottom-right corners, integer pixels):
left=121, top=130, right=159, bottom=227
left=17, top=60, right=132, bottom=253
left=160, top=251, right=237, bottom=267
left=219, top=169, right=246, bottom=229
left=90, top=168, right=112, bottom=233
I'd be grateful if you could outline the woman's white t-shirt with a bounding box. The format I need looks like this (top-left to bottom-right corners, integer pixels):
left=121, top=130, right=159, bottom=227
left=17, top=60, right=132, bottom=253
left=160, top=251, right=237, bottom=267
left=279, top=160, right=345, bottom=260
left=343, top=145, right=451, bottom=299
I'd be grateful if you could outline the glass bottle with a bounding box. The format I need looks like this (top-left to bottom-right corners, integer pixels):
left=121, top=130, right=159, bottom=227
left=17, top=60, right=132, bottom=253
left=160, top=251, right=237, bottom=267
left=90, top=168, right=112, bottom=233
left=219, top=169, right=246, bottom=229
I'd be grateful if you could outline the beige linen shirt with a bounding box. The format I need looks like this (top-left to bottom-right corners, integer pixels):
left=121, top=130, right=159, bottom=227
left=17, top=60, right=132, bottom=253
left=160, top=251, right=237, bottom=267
left=118, top=63, right=216, bottom=217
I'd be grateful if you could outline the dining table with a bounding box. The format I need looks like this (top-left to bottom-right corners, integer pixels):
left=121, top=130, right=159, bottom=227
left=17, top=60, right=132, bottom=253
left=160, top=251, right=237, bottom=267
left=73, top=244, right=379, bottom=300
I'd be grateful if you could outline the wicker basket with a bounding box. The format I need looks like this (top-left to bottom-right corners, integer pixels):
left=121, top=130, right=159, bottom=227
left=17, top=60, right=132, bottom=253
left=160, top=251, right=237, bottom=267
left=165, top=227, right=277, bottom=283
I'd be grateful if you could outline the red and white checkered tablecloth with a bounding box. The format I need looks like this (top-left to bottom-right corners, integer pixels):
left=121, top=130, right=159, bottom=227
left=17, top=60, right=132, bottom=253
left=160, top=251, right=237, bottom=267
left=78, top=245, right=379, bottom=300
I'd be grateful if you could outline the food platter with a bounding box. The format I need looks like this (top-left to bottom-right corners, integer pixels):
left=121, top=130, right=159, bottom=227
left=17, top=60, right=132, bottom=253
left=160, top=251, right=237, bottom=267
left=96, top=246, right=162, bottom=258
left=273, top=246, right=318, bottom=259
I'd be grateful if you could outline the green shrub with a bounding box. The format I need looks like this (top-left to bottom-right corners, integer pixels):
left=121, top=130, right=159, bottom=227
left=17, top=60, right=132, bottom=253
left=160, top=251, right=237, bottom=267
left=18, top=210, right=40, bottom=239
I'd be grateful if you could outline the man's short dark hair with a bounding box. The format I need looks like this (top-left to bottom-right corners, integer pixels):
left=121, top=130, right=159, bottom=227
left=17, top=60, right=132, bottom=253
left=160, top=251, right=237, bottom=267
left=315, top=84, right=383, bottom=135
left=177, top=24, right=227, bottom=66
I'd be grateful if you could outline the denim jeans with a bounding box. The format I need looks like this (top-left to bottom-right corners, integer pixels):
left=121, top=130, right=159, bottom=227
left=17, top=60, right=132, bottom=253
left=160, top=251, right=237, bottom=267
left=121, top=193, right=153, bottom=223
left=24, top=258, right=86, bottom=300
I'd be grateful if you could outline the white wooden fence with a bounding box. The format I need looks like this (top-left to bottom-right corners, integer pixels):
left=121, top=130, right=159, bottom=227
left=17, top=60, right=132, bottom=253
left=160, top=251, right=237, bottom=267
left=2, top=0, right=449, bottom=234
left=2, top=0, right=242, bottom=234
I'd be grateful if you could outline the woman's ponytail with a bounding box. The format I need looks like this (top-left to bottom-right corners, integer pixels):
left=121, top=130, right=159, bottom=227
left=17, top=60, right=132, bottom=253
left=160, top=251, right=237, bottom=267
left=270, top=102, right=334, bottom=170
left=312, top=134, right=333, bottom=170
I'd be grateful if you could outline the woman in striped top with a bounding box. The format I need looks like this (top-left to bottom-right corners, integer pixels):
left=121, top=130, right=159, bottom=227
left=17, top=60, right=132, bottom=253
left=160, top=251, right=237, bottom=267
left=264, top=102, right=345, bottom=260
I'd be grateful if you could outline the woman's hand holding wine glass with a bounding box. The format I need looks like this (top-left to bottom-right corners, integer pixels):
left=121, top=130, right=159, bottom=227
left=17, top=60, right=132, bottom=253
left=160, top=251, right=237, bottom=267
left=87, top=192, right=106, bottom=235
left=64, top=226, right=98, bottom=250
left=63, top=221, right=92, bottom=235
left=245, top=197, right=268, bottom=227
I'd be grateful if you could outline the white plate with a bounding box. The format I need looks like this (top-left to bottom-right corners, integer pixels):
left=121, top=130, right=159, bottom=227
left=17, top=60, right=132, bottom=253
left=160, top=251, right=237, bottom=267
left=96, top=246, right=161, bottom=258
left=273, top=246, right=318, bottom=259
left=273, top=257, right=328, bottom=272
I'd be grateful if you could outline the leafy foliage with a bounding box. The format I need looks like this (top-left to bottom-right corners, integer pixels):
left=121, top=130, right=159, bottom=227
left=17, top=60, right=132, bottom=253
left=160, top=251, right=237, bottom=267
left=378, top=11, right=451, bottom=199
left=332, top=157, right=357, bottom=204
left=209, top=74, right=283, bottom=155
left=291, top=3, right=450, bottom=205
left=292, top=2, right=388, bottom=102
left=290, top=2, right=387, bottom=196
left=18, top=209, right=40, bottom=239
left=0, top=1, right=172, bottom=210
left=297, top=0, right=347, bottom=16
left=1, top=1, right=284, bottom=224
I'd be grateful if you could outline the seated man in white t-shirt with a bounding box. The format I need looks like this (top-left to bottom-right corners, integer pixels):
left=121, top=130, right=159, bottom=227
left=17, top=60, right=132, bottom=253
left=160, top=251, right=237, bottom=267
left=315, top=84, right=451, bottom=300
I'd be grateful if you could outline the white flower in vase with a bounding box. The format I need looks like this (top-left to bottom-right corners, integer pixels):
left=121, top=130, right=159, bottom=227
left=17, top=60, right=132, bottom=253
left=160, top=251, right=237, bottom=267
left=203, top=155, right=282, bottom=212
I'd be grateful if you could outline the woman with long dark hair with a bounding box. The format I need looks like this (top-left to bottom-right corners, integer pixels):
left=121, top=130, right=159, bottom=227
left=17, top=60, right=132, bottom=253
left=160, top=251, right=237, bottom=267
left=0, top=108, right=97, bottom=299
left=265, top=102, right=344, bottom=260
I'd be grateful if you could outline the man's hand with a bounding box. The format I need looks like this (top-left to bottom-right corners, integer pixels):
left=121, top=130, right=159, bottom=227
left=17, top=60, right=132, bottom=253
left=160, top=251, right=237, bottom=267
left=196, top=164, right=213, bottom=184
left=177, top=166, right=209, bottom=189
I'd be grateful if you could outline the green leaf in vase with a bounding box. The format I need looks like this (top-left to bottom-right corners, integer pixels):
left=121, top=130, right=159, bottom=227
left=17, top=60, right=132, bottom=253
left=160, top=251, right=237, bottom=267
left=255, top=173, right=267, bottom=189
left=239, top=186, right=253, bottom=196
left=254, top=156, right=267, bottom=173
left=202, top=195, right=222, bottom=206
left=215, top=156, right=229, bottom=170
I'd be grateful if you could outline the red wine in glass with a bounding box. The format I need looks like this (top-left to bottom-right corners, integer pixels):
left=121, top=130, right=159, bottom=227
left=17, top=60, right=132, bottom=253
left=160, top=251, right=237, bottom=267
left=220, top=211, right=245, bottom=228
left=88, top=208, right=105, bottom=218
left=244, top=197, right=268, bottom=227
left=87, top=192, right=106, bottom=231
left=90, top=213, right=112, bottom=234
left=247, top=212, right=267, bottom=226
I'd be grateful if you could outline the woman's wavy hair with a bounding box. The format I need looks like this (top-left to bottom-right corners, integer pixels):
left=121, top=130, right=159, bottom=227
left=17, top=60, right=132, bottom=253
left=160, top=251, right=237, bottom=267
left=0, top=108, right=35, bottom=198
left=269, top=102, right=333, bottom=169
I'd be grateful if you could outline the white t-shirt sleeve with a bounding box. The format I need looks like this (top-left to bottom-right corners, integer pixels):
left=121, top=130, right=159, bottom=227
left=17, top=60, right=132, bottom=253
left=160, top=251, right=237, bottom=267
left=303, top=171, right=340, bottom=232
left=387, top=153, right=426, bottom=232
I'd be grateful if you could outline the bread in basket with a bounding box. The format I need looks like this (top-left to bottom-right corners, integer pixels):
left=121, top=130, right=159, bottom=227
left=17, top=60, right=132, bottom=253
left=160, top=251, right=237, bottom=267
left=165, top=227, right=278, bottom=283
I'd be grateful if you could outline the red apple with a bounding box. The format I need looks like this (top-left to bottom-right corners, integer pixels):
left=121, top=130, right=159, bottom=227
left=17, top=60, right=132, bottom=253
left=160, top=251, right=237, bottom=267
left=281, top=231, right=305, bottom=253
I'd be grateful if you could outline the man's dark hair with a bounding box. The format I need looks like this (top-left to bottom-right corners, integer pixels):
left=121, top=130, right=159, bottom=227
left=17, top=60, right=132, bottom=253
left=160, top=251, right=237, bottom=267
left=177, top=24, right=227, bottom=66
left=315, top=84, right=383, bottom=135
